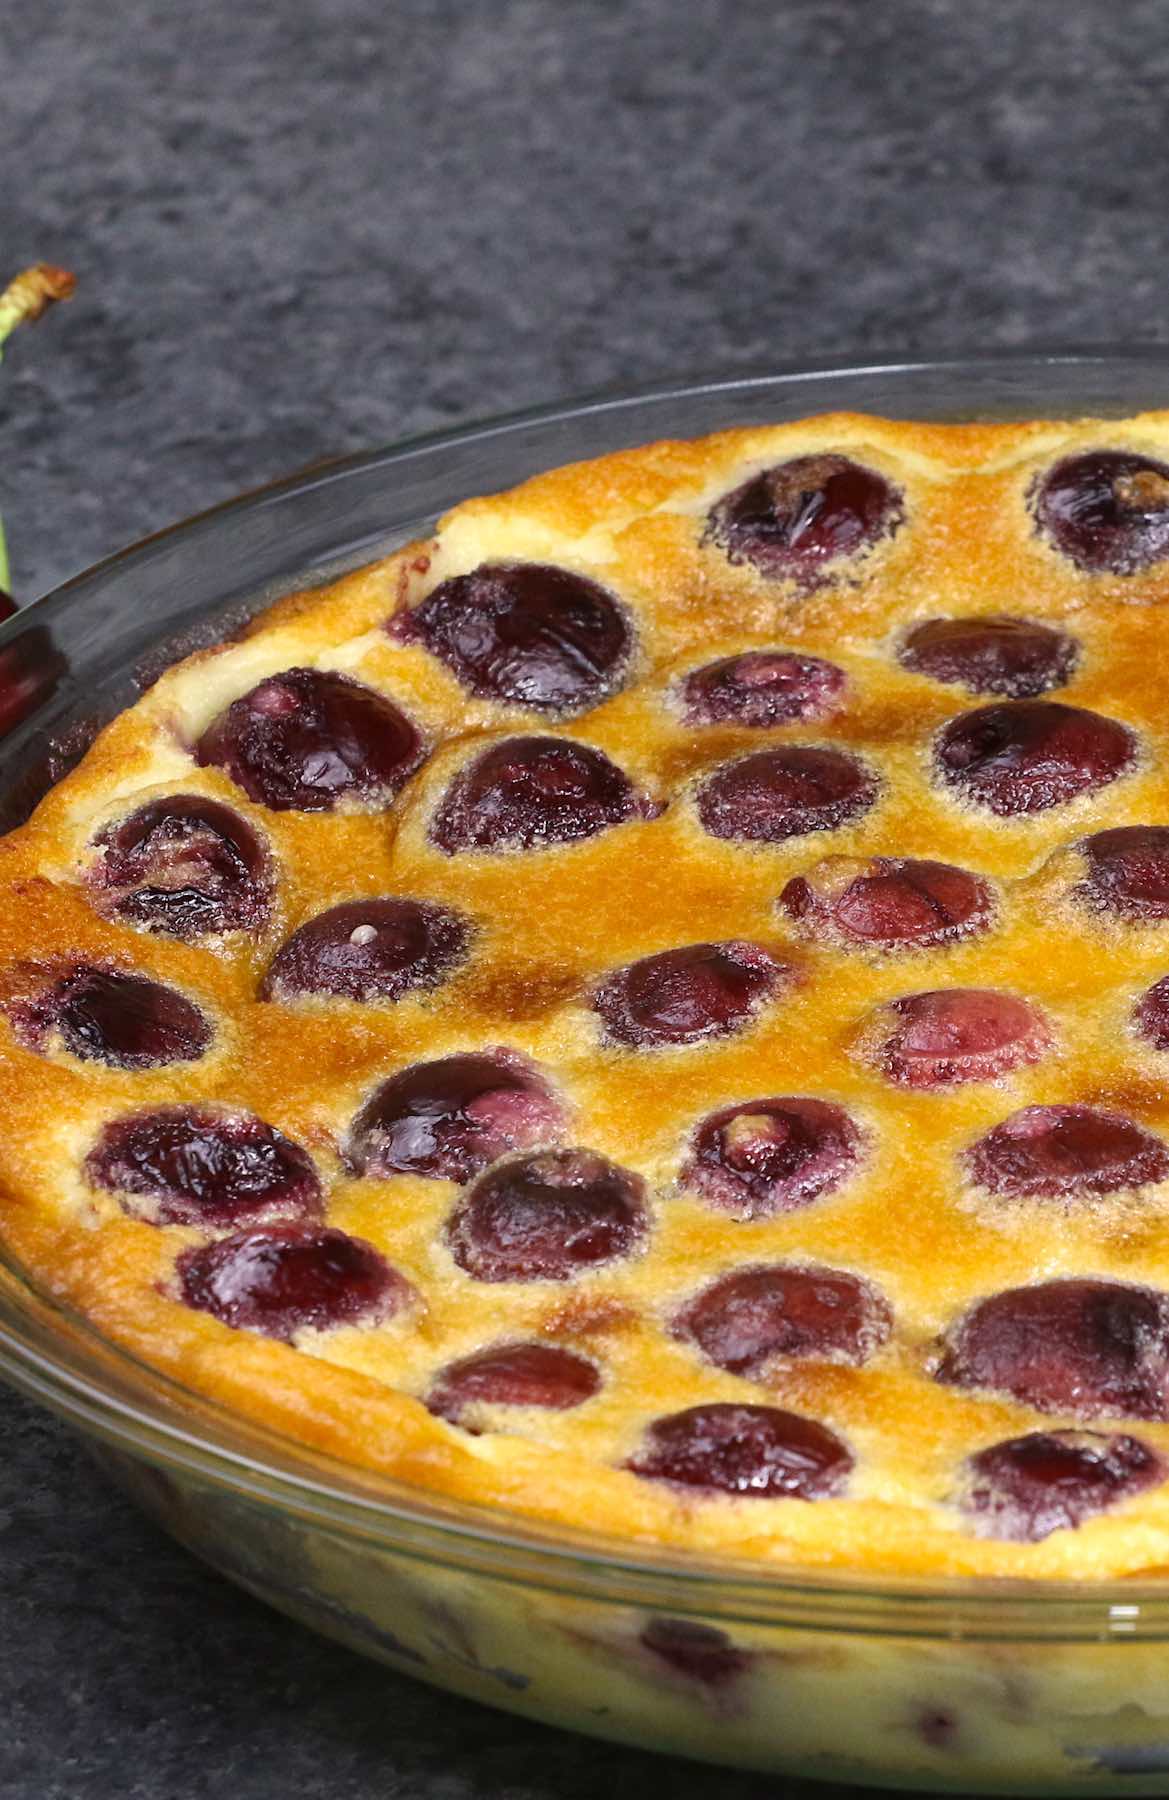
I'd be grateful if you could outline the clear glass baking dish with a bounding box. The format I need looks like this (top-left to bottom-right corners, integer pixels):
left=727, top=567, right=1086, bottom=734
left=8, top=355, right=1169, bottom=1795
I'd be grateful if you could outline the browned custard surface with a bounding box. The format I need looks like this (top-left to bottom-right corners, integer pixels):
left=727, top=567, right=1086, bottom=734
left=7, top=414, right=1169, bottom=1576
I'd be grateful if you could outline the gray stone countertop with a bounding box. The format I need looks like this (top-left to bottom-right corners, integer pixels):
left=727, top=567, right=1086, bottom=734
left=3, top=2, right=1169, bottom=1794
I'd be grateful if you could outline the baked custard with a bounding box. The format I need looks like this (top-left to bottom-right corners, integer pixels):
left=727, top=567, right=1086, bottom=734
left=8, top=413, right=1169, bottom=1579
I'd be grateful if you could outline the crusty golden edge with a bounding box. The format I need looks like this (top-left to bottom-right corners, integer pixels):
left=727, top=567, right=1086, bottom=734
left=15, top=1197, right=1169, bottom=1581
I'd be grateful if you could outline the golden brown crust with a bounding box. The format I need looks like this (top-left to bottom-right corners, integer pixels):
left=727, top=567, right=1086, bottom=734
left=10, top=410, right=1169, bottom=1575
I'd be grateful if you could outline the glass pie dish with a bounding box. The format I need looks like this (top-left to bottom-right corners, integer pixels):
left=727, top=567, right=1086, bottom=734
left=9, top=355, right=1169, bottom=1794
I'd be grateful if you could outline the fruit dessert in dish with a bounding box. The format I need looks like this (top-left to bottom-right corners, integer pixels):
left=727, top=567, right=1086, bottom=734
left=7, top=409, right=1169, bottom=1586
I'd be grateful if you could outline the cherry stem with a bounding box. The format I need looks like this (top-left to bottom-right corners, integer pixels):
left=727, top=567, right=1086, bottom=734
left=0, top=264, right=76, bottom=596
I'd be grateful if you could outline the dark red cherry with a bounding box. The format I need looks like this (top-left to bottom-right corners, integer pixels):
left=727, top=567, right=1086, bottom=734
left=85, top=1106, right=322, bottom=1228
left=935, top=1279, right=1169, bottom=1419
left=934, top=701, right=1135, bottom=816
left=861, top=989, right=1050, bottom=1088
left=674, top=1263, right=891, bottom=1376
left=11, top=965, right=211, bottom=1069
left=627, top=1402, right=852, bottom=1498
left=696, top=746, right=877, bottom=844
left=196, top=667, right=423, bottom=812
left=393, top=562, right=632, bottom=717
left=426, top=1341, right=600, bottom=1425
left=1135, top=975, right=1169, bottom=1051
left=91, top=795, right=270, bottom=938
left=638, top=1618, right=751, bottom=1686
left=1077, top=827, right=1169, bottom=921
left=898, top=616, right=1078, bottom=699
left=780, top=855, right=993, bottom=951
left=0, top=625, right=67, bottom=737
left=683, top=1097, right=862, bottom=1220
left=680, top=650, right=846, bottom=727
left=430, top=735, right=643, bottom=853
left=1034, top=451, right=1169, bottom=575
left=705, top=454, right=903, bottom=582
left=965, top=1104, right=1169, bottom=1199
left=177, top=1222, right=407, bottom=1341
left=346, top=1050, right=563, bottom=1182
left=263, top=897, right=471, bottom=1003
left=446, top=1147, right=646, bottom=1282
left=916, top=1710, right=959, bottom=1751
left=592, top=941, right=786, bottom=1048
left=960, top=1429, right=1165, bottom=1542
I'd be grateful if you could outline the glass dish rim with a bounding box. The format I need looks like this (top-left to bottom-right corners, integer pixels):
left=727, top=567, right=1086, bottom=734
left=27, top=342, right=1169, bottom=626
left=8, top=350, right=1169, bottom=1638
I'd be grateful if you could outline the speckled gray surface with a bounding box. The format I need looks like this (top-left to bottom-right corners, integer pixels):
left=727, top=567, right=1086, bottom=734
left=3, top=2, right=1169, bottom=1794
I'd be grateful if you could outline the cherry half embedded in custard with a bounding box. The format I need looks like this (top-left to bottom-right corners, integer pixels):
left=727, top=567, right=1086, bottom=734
left=964, top=1104, right=1169, bottom=1200
left=934, top=1278, right=1169, bottom=1420
left=85, top=1105, right=323, bottom=1229
left=426, top=1341, right=601, bottom=1426
left=780, top=855, right=994, bottom=952
left=393, top=562, right=632, bottom=717
left=196, top=667, right=423, bottom=813
left=626, top=1402, right=852, bottom=1498
left=1136, top=975, right=1169, bottom=1052
left=705, top=454, right=903, bottom=583
left=1034, top=451, right=1169, bottom=575
left=591, top=941, right=787, bottom=1048
left=263, top=897, right=471, bottom=1003
left=857, top=988, right=1051, bottom=1089
left=11, top=965, right=212, bottom=1069
left=445, top=1147, right=646, bottom=1282
left=178, top=1222, right=408, bottom=1341
left=683, top=1097, right=862, bottom=1220
left=1076, top=826, right=1169, bottom=922
left=897, top=616, right=1078, bottom=699
left=91, top=794, right=271, bottom=938
left=430, top=735, right=644, bottom=854
left=680, top=650, right=846, bottom=727
left=674, top=1263, right=892, bottom=1376
left=346, top=1049, right=564, bottom=1182
left=696, top=746, right=877, bottom=845
left=934, top=701, right=1135, bottom=816
left=960, top=1429, right=1165, bottom=1542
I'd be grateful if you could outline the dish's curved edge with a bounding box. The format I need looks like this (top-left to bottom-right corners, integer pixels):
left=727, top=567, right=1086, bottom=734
left=17, top=346, right=1169, bottom=626
left=7, top=1258, right=1169, bottom=1633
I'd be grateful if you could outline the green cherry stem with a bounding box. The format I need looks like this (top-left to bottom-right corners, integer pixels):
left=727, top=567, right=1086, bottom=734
left=0, top=264, right=76, bottom=596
